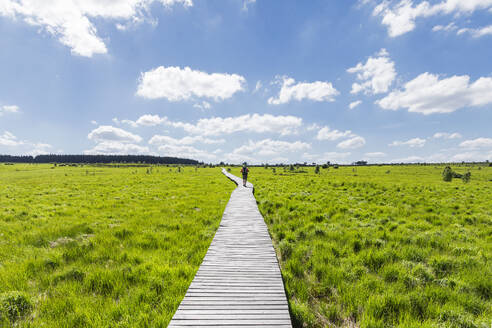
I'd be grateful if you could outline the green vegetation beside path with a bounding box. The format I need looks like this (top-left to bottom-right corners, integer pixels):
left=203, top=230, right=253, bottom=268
left=250, top=165, right=491, bottom=328
left=0, top=164, right=233, bottom=327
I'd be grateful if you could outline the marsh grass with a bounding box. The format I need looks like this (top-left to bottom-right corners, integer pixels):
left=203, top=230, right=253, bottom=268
left=250, top=165, right=491, bottom=328
left=0, top=164, right=233, bottom=327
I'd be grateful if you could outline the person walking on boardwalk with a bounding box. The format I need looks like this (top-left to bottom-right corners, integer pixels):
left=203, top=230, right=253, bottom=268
left=240, top=163, right=249, bottom=187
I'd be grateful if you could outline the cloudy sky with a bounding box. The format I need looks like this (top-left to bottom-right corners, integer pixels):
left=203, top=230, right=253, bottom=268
left=1, top=0, right=491, bottom=164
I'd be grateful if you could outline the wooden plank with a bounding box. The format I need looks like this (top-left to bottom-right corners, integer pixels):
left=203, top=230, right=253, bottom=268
left=168, top=169, right=292, bottom=327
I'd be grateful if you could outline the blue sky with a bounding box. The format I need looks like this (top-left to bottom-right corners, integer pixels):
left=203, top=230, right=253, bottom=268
left=1, top=0, right=491, bottom=164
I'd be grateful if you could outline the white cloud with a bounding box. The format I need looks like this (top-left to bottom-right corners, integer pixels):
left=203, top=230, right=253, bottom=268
left=377, top=73, right=492, bottom=114
left=27, top=143, right=53, bottom=156
left=458, top=25, right=492, bottom=38
left=349, top=100, right=362, bottom=109
left=173, top=113, right=303, bottom=136
left=157, top=144, right=216, bottom=161
left=136, top=66, right=246, bottom=101
left=112, top=113, right=303, bottom=138
left=364, top=152, right=387, bottom=158
left=433, top=132, right=462, bottom=139
left=373, top=0, right=492, bottom=37
left=242, top=0, right=256, bottom=11
left=347, top=49, right=396, bottom=95
left=136, top=114, right=169, bottom=126
left=253, top=80, right=262, bottom=93
left=0, top=131, right=22, bottom=146
left=90, top=120, right=98, bottom=125
left=84, top=141, right=152, bottom=155
left=337, top=136, right=366, bottom=149
left=117, top=114, right=169, bottom=128
left=432, top=22, right=458, bottom=32
left=0, top=0, right=192, bottom=57
left=88, top=125, right=142, bottom=143
left=316, top=127, right=354, bottom=141
left=193, top=101, right=212, bottom=110
left=0, top=131, right=53, bottom=154
left=451, top=151, right=492, bottom=162
left=268, top=76, right=339, bottom=105
left=0, top=105, right=20, bottom=115
left=459, top=137, right=492, bottom=149
left=306, top=123, right=321, bottom=131
left=389, top=137, right=426, bottom=147
left=233, top=139, right=311, bottom=157
left=149, top=135, right=224, bottom=146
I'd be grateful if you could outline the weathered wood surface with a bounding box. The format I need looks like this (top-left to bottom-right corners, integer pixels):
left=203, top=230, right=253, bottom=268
left=168, top=169, right=292, bottom=327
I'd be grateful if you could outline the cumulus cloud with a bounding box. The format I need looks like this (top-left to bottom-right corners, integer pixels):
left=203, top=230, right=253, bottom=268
left=316, top=127, right=354, bottom=141
left=433, top=132, right=462, bottom=139
left=0, top=131, right=22, bottom=146
left=459, top=137, right=492, bottom=149
left=373, top=0, right=492, bottom=37
left=233, top=139, right=311, bottom=157
left=458, top=25, right=492, bottom=38
left=377, top=73, right=492, bottom=114
left=347, top=49, right=396, bottom=95
left=349, top=100, right=362, bottom=109
left=119, top=114, right=169, bottom=127
left=84, top=141, right=152, bottom=155
left=149, top=135, right=224, bottom=145
left=0, top=131, right=52, bottom=154
left=88, top=125, right=142, bottom=143
left=337, top=136, right=366, bottom=149
left=136, top=66, right=246, bottom=101
left=268, top=76, right=339, bottom=105
left=0, top=105, right=20, bottom=115
left=389, top=137, right=426, bottom=147
left=113, top=113, right=303, bottom=137
left=27, top=143, right=53, bottom=156
left=0, top=0, right=192, bottom=57
left=173, top=113, right=303, bottom=136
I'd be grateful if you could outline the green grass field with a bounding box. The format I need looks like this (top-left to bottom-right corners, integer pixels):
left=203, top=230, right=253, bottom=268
left=0, top=164, right=234, bottom=327
left=1, top=163, right=491, bottom=328
left=249, top=164, right=492, bottom=328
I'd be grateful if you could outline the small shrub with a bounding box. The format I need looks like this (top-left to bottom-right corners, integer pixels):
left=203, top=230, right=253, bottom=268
left=0, top=292, right=33, bottom=323
left=314, top=165, right=320, bottom=174
left=442, top=166, right=453, bottom=182
left=462, top=171, right=471, bottom=183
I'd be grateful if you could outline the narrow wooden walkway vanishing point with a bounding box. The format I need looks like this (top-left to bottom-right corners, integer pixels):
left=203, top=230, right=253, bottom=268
left=168, top=169, right=292, bottom=327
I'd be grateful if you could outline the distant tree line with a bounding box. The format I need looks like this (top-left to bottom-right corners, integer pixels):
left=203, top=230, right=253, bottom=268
left=0, top=154, right=200, bottom=165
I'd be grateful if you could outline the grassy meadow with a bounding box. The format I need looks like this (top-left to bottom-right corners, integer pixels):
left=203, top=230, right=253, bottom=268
left=0, top=164, right=234, bottom=327
left=248, top=164, right=492, bottom=328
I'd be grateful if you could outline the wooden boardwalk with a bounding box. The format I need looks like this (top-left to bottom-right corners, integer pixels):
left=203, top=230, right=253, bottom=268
left=168, top=169, right=292, bottom=328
